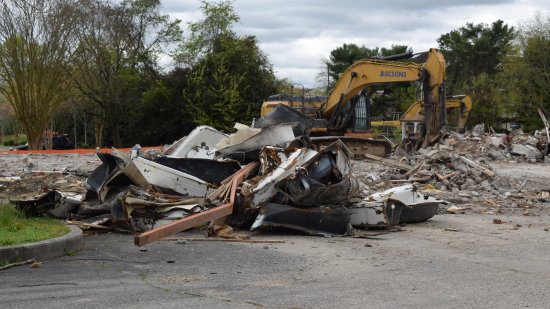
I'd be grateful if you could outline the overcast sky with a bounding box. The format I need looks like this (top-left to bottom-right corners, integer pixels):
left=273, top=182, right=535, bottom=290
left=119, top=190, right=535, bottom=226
left=162, top=0, right=549, bottom=88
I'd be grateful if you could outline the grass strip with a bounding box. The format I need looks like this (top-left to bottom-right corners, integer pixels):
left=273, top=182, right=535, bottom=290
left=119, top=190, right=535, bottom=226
left=0, top=204, right=69, bottom=246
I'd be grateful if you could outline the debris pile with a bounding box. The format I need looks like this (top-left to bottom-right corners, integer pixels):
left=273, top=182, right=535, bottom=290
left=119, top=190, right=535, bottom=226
left=12, top=114, right=440, bottom=245
left=358, top=125, right=550, bottom=216
left=442, top=125, right=548, bottom=163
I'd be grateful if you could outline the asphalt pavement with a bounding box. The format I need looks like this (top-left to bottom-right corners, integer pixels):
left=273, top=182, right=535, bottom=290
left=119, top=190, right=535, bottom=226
left=1, top=214, right=549, bottom=309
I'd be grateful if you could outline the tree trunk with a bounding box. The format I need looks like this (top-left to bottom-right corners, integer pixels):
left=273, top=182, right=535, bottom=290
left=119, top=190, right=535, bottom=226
left=27, top=132, right=43, bottom=150
left=95, top=119, right=104, bottom=148
left=110, top=123, right=122, bottom=148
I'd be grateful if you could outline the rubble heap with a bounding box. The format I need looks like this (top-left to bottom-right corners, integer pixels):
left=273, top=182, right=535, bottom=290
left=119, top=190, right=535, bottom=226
left=358, top=125, right=550, bottom=216
left=13, top=118, right=433, bottom=244
left=7, top=108, right=450, bottom=244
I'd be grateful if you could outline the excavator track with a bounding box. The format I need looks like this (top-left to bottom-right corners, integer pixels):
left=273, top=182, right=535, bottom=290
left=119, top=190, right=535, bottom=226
left=310, top=136, right=392, bottom=158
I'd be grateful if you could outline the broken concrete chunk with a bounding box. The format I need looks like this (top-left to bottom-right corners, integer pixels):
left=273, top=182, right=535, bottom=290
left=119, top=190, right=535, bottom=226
left=510, top=144, right=542, bottom=159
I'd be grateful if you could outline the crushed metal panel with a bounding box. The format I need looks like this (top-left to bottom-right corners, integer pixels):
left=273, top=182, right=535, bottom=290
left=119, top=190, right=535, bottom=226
left=349, top=201, right=402, bottom=227
left=253, top=103, right=313, bottom=136
left=77, top=188, right=126, bottom=221
left=85, top=152, right=118, bottom=194
left=11, top=190, right=82, bottom=219
left=152, top=157, right=241, bottom=185
left=132, top=156, right=213, bottom=197
left=350, top=184, right=442, bottom=227
left=248, top=148, right=318, bottom=208
left=50, top=191, right=82, bottom=218
left=277, top=174, right=358, bottom=207
left=122, top=185, right=205, bottom=226
left=258, top=146, right=294, bottom=175
left=250, top=203, right=352, bottom=236
left=216, top=124, right=296, bottom=159
left=85, top=150, right=149, bottom=203
left=272, top=139, right=358, bottom=207
left=167, top=125, right=227, bottom=159
left=134, top=162, right=259, bottom=246
left=249, top=140, right=356, bottom=209
left=216, top=123, right=261, bottom=149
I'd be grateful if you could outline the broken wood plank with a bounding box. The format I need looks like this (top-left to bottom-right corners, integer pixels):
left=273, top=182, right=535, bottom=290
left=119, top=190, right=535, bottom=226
left=363, top=153, right=412, bottom=171
left=443, top=171, right=460, bottom=180
left=459, top=156, right=495, bottom=177
left=405, top=159, right=425, bottom=178
left=390, top=176, right=431, bottom=183
left=134, top=162, right=259, bottom=247
left=135, top=203, right=233, bottom=247
left=434, top=171, right=450, bottom=185
left=509, top=194, right=548, bottom=200
left=482, top=200, right=499, bottom=207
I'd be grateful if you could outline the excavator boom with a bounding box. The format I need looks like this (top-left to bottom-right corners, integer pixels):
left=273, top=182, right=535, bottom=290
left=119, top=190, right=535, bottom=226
left=258, top=48, right=447, bottom=157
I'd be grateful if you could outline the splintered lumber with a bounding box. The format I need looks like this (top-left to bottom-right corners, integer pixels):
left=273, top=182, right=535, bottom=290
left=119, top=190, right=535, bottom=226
left=405, top=159, right=425, bottom=177
left=363, top=153, right=412, bottom=171
left=134, top=162, right=259, bottom=247
left=459, top=156, right=495, bottom=177
left=134, top=203, right=234, bottom=247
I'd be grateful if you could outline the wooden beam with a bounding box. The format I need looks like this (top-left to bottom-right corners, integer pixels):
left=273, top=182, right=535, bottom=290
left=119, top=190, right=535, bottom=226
left=459, top=156, right=495, bottom=177
left=363, top=153, right=412, bottom=171
left=134, top=203, right=233, bottom=246
left=134, top=162, right=259, bottom=247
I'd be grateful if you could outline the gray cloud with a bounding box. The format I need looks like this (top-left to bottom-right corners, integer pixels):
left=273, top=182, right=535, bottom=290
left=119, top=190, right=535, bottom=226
left=163, top=0, right=549, bottom=87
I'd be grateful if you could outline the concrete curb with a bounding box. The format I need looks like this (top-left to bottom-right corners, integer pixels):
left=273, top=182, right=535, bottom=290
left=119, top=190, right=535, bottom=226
left=0, top=225, right=83, bottom=262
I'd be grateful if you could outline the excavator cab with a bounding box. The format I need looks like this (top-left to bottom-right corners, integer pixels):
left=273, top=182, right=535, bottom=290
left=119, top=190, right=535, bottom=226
left=351, top=94, right=371, bottom=132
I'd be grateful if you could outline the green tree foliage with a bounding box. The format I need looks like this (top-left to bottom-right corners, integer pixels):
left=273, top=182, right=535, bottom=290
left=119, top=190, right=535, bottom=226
left=0, top=0, right=77, bottom=149
left=324, top=44, right=410, bottom=89
left=180, top=1, right=277, bottom=132
left=71, top=0, right=182, bottom=147
left=497, top=13, right=550, bottom=130
left=126, top=67, right=195, bottom=145
left=438, top=20, right=515, bottom=127
left=437, top=20, right=515, bottom=94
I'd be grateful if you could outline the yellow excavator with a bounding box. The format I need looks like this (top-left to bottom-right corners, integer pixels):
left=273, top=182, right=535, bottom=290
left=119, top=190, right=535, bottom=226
left=370, top=95, right=473, bottom=137
left=259, top=48, right=446, bottom=157
left=400, top=95, right=472, bottom=140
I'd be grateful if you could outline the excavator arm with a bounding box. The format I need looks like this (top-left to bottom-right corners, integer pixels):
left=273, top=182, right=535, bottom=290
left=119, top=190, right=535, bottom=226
left=324, top=48, right=446, bottom=147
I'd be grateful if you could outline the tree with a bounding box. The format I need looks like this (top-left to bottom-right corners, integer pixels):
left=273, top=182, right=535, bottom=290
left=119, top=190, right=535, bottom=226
left=322, top=44, right=410, bottom=90
left=180, top=1, right=277, bottom=131
left=437, top=20, right=515, bottom=94
left=126, top=67, right=195, bottom=145
left=176, top=0, right=240, bottom=66
left=0, top=0, right=77, bottom=149
left=71, top=0, right=182, bottom=147
left=496, top=13, right=550, bottom=130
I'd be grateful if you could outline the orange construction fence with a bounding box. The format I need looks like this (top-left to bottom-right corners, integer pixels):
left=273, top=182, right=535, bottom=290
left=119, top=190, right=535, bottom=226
left=0, top=146, right=163, bottom=155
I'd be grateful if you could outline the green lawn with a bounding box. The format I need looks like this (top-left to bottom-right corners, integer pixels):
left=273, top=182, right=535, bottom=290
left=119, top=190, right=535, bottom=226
left=0, top=204, right=69, bottom=246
